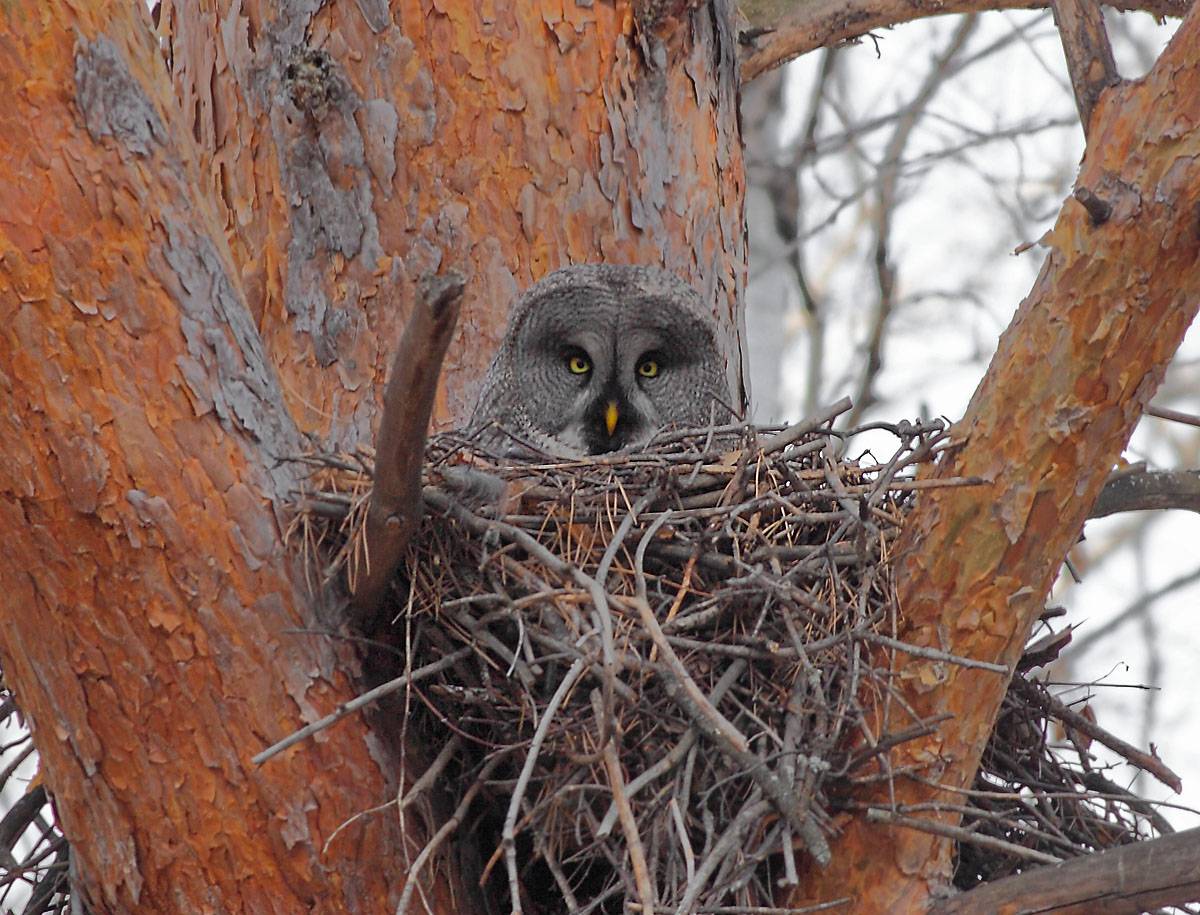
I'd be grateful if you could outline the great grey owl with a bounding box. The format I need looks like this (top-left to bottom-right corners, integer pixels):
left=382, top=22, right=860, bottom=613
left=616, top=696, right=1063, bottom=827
left=469, top=264, right=735, bottom=458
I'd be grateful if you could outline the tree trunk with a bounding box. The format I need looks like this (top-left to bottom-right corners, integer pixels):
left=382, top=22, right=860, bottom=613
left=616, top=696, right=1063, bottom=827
left=0, top=0, right=744, bottom=911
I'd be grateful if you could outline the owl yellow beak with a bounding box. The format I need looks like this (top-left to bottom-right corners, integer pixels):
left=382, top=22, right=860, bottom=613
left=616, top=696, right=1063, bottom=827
left=604, top=401, right=619, bottom=437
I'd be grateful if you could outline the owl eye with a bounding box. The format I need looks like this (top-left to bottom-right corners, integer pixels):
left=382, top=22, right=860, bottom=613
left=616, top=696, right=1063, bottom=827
left=567, top=354, right=592, bottom=375
left=637, top=358, right=660, bottom=379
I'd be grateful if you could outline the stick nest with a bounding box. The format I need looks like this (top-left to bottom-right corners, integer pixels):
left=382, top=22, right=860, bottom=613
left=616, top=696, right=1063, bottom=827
left=285, top=414, right=1178, bottom=915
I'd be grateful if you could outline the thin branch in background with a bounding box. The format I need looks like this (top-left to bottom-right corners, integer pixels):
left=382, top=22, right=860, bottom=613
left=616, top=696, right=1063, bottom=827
left=848, top=15, right=980, bottom=426
left=1070, top=564, right=1200, bottom=656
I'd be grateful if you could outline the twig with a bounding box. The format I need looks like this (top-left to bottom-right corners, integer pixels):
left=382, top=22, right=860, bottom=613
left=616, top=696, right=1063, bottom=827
left=349, top=271, right=465, bottom=624
left=673, top=799, right=773, bottom=915
left=861, top=632, right=1009, bottom=673
left=252, top=647, right=471, bottom=764
left=1145, top=403, right=1200, bottom=428
left=399, top=734, right=463, bottom=812
left=598, top=693, right=657, bottom=913
left=396, top=753, right=505, bottom=915
left=760, top=398, right=853, bottom=455
left=865, top=807, right=1062, bottom=865
left=1010, top=679, right=1183, bottom=793
left=502, top=658, right=586, bottom=915
left=595, top=660, right=746, bottom=838
left=635, top=515, right=831, bottom=866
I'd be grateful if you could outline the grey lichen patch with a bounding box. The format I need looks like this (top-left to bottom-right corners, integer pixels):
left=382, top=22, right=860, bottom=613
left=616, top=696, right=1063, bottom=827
left=357, top=100, right=399, bottom=191
left=156, top=214, right=303, bottom=486
left=74, top=36, right=166, bottom=156
left=353, top=0, right=390, bottom=33
left=284, top=48, right=349, bottom=122
left=272, top=45, right=388, bottom=354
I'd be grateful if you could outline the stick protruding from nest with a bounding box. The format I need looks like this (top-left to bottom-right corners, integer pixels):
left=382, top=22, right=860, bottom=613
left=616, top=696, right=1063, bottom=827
left=348, top=270, right=465, bottom=626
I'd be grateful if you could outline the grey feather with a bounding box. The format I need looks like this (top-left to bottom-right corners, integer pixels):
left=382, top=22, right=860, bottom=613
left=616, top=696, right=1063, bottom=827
left=469, top=265, right=735, bottom=457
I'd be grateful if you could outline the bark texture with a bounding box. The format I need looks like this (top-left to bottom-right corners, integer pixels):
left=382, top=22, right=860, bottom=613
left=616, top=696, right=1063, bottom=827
left=156, top=0, right=750, bottom=438
left=0, top=2, right=423, bottom=912
left=0, top=0, right=746, bottom=912
left=792, top=5, right=1200, bottom=910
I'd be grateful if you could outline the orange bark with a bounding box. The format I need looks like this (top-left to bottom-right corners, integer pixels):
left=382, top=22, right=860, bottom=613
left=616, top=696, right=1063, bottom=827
left=0, top=2, right=440, bottom=912
left=0, top=0, right=745, bottom=912
left=793, top=5, right=1200, bottom=911
left=155, top=0, right=750, bottom=436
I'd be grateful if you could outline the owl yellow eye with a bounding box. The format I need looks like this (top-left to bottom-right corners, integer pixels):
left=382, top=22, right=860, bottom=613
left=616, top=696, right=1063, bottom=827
left=637, top=358, right=660, bottom=378
left=567, top=354, right=591, bottom=375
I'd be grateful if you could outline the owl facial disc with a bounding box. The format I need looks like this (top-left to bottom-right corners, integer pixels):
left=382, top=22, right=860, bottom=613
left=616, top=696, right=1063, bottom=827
left=469, top=264, right=739, bottom=458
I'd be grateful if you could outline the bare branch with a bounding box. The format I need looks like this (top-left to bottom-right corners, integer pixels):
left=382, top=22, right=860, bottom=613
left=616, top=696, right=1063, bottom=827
left=930, top=825, right=1200, bottom=915
left=1051, top=0, right=1122, bottom=133
left=1146, top=402, right=1200, bottom=428
left=848, top=16, right=978, bottom=426
left=348, top=272, right=465, bottom=624
left=1090, top=467, right=1200, bottom=517
left=738, top=0, right=1191, bottom=81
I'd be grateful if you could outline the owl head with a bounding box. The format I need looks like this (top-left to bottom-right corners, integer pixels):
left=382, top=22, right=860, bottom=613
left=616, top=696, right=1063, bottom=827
left=470, top=265, right=737, bottom=457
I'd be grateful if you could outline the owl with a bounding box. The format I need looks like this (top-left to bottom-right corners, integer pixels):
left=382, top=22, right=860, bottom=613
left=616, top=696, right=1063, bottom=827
left=469, top=265, right=736, bottom=458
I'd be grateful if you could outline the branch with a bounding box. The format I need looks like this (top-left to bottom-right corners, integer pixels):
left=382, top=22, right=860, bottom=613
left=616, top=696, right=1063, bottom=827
left=930, top=825, right=1200, bottom=914
left=1145, top=402, right=1200, bottom=428
left=789, top=1, right=1200, bottom=906
left=348, top=272, right=464, bottom=624
left=1051, top=0, right=1122, bottom=133
left=1009, top=678, right=1182, bottom=793
left=1090, top=467, right=1200, bottom=517
left=738, top=0, right=1192, bottom=81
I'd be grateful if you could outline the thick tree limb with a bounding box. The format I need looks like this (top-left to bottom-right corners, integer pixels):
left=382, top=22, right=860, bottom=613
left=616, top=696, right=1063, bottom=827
left=348, top=272, right=464, bottom=625
left=791, top=3, right=1200, bottom=908
left=931, top=825, right=1200, bottom=914
left=0, top=3, right=420, bottom=910
left=738, top=0, right=1192, bottom=81
left=1051, top=0, right=1121, bottom=133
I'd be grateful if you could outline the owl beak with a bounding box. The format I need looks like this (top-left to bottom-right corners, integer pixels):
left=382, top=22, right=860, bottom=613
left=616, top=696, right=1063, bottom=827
left=604, top=400, right=620, bottom=437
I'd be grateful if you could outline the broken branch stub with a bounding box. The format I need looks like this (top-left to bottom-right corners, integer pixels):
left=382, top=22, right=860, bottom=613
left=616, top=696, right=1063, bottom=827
left=348, top=271, right=466, bottom=626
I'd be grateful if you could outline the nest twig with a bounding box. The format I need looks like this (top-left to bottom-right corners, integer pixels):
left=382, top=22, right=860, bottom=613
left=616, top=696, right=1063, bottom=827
left=284, top=404, right=1174, bottom=914
left=0, top=407, right=1186, bottom=914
